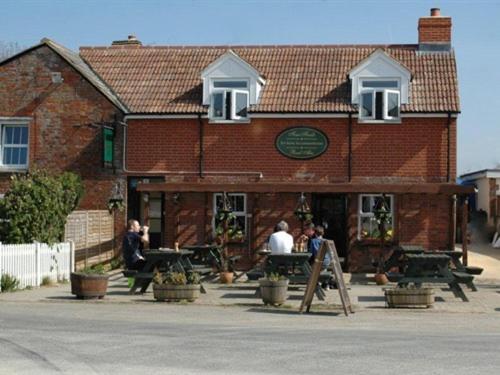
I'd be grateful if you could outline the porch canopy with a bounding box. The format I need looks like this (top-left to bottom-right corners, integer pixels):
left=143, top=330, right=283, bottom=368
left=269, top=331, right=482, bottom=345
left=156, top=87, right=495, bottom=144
left=136, top=182, right=474, bottom=195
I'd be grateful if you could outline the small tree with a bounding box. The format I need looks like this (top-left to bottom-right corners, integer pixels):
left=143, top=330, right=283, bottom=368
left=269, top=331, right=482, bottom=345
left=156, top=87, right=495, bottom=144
left=0, top=170, right=84, bottom=244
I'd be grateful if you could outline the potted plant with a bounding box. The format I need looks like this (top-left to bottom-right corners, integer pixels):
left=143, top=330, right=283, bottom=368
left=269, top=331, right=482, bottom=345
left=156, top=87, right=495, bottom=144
left=153, top=271, right=201, bottom=302
left=70, top=264, right=109, bottom=299
left=259, top=272, right=289, bottom=306
left=214, top=192, right=243, bottom=284
left=373, top=195, right=391, bottom=285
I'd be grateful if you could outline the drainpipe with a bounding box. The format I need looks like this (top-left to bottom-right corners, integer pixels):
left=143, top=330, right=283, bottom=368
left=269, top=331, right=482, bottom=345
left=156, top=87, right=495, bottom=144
left=198, top=114, right=204, bottom=179
left=447, top=112, right=451, bottom=182
left=348, top=112, right=353, bottom=182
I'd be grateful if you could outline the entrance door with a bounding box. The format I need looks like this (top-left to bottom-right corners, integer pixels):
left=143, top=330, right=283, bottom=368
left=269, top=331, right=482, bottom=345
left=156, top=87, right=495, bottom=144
left=311, top=194, right=347, bottom=259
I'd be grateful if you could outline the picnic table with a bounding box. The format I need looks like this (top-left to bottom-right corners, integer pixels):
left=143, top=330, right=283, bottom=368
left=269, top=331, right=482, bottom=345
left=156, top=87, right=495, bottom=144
left=181, top=244, right=241, bottom=275
left=393, top=253, right=472, bottom=302
left=127, top=249, right=193, bottom=294
left=383, top=246, right=481, bottom=292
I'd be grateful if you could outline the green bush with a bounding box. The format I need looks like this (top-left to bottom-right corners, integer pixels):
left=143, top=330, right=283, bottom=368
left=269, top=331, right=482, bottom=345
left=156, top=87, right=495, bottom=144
left=1, top=273, right=20, bottom=292
left=0, top=169, right=84, bottom=245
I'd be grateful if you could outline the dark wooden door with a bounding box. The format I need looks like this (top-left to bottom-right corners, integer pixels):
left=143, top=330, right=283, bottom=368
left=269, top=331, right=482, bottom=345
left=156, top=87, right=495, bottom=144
left=312, top=194, right=347, bottom=259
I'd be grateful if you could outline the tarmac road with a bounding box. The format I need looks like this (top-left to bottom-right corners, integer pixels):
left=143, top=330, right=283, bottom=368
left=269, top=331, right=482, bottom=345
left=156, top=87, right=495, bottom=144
left=1, top=301, right=500, bottom=375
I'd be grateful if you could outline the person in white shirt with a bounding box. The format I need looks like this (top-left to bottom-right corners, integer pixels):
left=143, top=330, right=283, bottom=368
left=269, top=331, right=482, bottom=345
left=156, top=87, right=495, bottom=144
left=268, top=220, right=294, bottom=254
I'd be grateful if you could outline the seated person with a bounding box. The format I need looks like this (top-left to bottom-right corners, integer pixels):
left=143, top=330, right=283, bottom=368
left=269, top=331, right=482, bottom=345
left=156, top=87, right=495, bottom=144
left=268, top=220, right=294, bottom=254
left=123, top=219, right=149, bottom=270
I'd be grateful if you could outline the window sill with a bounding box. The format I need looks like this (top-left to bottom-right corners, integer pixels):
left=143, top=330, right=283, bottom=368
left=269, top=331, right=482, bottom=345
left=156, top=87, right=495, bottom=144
left=356, top=238, right=395, bottom=246
left=209, top=119, right=251, bottom=124
left=0, top=166, right=28, bottom=173
left=357, top=119, right=401, bottom=124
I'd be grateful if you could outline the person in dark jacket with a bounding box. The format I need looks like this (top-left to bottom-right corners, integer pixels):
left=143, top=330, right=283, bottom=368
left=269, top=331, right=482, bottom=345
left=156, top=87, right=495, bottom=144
left=122, top=219, right=149, bottom=270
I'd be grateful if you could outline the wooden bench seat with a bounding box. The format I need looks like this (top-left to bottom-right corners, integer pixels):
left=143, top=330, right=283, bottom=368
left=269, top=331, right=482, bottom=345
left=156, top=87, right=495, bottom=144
left=452, top=271, right=474, bottom=283
left=464, top=266, right=483, bottom=275
left=122, top=270, right=138, bottom=278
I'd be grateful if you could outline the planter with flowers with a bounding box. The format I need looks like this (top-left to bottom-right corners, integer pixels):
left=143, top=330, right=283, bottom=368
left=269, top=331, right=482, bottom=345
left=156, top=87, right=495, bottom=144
left=153, top=271, right=201, bottom=302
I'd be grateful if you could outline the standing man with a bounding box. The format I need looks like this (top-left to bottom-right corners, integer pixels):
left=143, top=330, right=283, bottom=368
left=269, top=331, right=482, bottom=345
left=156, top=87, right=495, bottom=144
left=123, top=219, right=149, bottom=270
left=268, top=220, right=294, bottom=254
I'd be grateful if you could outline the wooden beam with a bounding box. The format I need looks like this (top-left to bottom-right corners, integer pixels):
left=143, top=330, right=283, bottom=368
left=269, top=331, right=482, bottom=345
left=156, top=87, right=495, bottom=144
left=136, top=182, right=474, bottom=195
left=462, top=197, right=469, bottom=266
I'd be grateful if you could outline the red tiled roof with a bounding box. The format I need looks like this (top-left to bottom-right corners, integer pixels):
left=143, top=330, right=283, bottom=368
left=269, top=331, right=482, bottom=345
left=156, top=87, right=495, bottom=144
left=79, top=45, right=460, bottom=114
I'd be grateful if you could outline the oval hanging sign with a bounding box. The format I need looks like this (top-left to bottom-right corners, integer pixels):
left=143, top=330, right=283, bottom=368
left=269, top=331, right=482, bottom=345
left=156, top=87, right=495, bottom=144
left=275, top=127, right=329, bottom=159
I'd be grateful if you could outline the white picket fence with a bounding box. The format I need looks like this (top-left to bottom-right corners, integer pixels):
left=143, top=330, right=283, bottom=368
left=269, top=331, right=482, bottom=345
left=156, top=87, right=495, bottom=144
left=0, top=242, right=75, bottom=291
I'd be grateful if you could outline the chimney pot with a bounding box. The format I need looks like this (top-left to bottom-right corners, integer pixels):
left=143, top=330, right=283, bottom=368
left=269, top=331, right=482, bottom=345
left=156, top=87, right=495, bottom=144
left=430, top=8, right=441, bottom=17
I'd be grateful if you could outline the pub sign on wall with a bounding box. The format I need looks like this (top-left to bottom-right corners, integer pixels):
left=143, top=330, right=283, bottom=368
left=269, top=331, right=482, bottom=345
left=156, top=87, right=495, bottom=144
left=275, top=127, right=329, bottom=159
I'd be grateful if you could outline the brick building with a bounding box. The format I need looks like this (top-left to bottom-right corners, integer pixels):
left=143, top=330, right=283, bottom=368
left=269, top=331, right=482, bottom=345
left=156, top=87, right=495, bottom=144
left=0, top=39, right=127, bottom=256
left=0, top=8, right=471, bottom=271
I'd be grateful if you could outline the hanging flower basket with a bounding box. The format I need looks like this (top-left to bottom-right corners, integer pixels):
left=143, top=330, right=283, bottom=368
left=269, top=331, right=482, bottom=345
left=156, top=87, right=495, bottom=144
left=107, top=198, right=124, bottom=213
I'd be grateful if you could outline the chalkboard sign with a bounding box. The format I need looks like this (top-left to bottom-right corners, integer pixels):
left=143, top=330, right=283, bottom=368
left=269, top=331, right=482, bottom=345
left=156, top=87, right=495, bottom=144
left=275, top=127, right=328, bottom=159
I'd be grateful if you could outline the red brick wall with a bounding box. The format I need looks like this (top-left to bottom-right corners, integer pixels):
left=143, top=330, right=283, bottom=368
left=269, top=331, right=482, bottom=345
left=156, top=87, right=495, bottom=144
left=0, top=45, right=126, bottom=249
left=127, top=117, right=455, bottom=182
left=418, top=17, right=452, bottom=44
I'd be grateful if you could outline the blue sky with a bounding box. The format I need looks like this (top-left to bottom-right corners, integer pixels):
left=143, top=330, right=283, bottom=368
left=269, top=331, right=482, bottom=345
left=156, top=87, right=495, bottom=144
left=2, top=0, right=499, bottom=176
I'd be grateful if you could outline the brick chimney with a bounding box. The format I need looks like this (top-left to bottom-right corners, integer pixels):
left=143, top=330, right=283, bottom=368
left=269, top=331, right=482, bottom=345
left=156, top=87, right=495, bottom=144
left=418, top=8, right=452, bottom=51
left=111, top=35, right=142, bottom=47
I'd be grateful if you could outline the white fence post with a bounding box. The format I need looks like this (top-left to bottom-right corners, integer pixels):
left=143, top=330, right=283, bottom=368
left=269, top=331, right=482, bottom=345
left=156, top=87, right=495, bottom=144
left=69, top=240, right=75, bottom=273
left=35, top=242, right=41, bottom=287
left=0, top=242, right=3, bottom=292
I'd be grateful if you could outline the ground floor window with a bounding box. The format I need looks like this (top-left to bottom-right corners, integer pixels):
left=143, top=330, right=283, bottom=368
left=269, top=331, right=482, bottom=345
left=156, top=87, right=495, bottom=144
left=358, top=194, right=394, bottom=240
left=0, top=123, right=29, bottom=169
left=213, top=193, right=247, bottom=240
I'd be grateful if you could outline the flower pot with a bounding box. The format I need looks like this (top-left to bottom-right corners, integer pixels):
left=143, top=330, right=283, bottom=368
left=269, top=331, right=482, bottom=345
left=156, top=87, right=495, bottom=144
left=219, top=271, right=234, bottom=284
left=385, top=287, right=434, bottom=308
left=153, top=284, right=200, bottom=302
left=70, top=272, right=109, bottom=299
left=374, top=273, right=388, bottom=285
left=259, top=278, right=289, bottom=306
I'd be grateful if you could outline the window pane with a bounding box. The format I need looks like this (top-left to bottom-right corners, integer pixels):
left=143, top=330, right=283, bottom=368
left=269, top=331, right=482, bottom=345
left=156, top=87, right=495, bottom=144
left=5, top=127, right=13, bottom=144
left=235, top=92, right=248, bottom=118
left=20, top=127, right=28, bottom=144
left=225, top=92, right=232, bottom=120
left=3, top=147, right=12, bottom=164
left=214, top=81, right=247, bottom=88
left=19, top=148, right=27, bottom=165
left=12, top=148, right=19, bottom=164
left=361, top=196, right=373, bottom=213
left=233, top=195, right=244, bottom=211
left=387, top=92, right=399, bottom=118
left=213, top=93, right=224, bottom=118
left=360, top=217, right=377, bottom=238
left=13, top=127, right=21, bottom=144
left=375, top=92, right=383, bottom=120
left=361, top=92, right=373, bottom=117
left=362, top=80, right=398, bottom=88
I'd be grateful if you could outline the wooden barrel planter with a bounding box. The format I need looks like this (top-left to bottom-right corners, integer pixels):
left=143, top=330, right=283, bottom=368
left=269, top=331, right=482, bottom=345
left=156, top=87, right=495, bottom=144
left=70, top=273, right=109, bottom=299
left=259, top=278, right=289, bottom=306
left=153, top=284, right=200, bottom=302
left=385, top=287, right=434, bottom=308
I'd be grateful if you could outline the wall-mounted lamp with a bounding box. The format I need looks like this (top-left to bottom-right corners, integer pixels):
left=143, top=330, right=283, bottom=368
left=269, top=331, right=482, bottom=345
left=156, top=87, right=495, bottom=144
left=172, top=192, right=181, bottom=205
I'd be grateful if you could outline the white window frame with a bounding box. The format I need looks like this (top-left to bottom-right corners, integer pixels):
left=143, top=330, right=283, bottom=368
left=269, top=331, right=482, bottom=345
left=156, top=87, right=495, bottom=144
left=357, top=194, right=394, bottom=240
left=213, top=193, right=247, bottom=239
left=209, top=79, right=250, bottom=123
left=210, top=90, right=227, bottom=121
left=231, top=90, right=249, bottom=120
left=358, top=79, right=401, bottom=123
left=384, top=90, right=400, bottom=121
left=0, top=122, right=29, bottom=170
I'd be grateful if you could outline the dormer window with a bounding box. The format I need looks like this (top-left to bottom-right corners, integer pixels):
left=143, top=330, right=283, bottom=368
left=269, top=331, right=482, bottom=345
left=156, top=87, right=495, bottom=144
left=349, top=49, right=411, bottom=124
left=360, top=80, right=400, bottom=121
left=201, top=50, right=265, bottom=123
left=211, top=80, right=249, bottom=121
